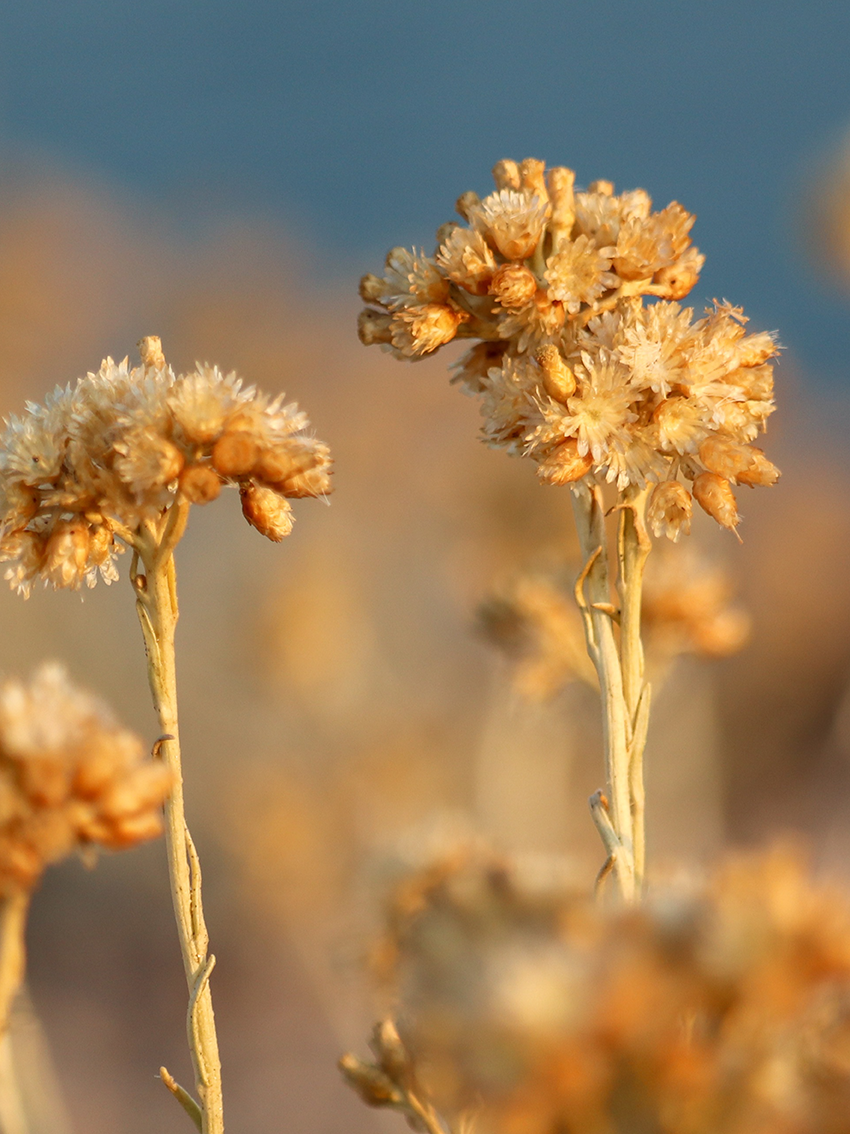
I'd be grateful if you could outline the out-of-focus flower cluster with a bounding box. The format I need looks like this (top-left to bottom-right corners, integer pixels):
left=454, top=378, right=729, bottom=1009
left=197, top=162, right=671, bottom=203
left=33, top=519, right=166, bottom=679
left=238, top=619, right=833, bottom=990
left=359, top=159, right=779, bottom=538
left=0, top=663, right=171, bottom=895
left=360, top=847, right=850, bottom=1134
left=0, top=337, right=333, bottom=595
left=479, top=546, right=749, bottom=700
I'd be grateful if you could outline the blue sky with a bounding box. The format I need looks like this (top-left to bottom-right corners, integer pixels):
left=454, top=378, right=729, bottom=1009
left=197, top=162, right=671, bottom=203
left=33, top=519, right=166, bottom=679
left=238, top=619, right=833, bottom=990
left=1, top=1, right=849, bottom=378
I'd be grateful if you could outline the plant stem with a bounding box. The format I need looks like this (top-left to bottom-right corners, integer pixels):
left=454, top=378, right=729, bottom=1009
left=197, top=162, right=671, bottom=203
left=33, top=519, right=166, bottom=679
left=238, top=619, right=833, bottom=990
left=617, top=488, right=651, bottom=893
left=571, top=483, right=635, bottom=901
left=132, top=509, right=224, bottom=1134
left=0, top=893, right=29, bottom=1040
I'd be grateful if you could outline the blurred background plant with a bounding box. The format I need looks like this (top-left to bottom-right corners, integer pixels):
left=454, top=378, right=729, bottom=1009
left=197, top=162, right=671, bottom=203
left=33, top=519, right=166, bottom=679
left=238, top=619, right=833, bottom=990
left=1, top=2, right=850, bottom=1132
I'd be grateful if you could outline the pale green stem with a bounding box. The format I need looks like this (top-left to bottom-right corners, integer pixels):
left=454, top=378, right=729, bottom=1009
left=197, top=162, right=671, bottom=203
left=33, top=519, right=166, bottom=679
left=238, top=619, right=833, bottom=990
left=132, top=505, right=224, bottom=1134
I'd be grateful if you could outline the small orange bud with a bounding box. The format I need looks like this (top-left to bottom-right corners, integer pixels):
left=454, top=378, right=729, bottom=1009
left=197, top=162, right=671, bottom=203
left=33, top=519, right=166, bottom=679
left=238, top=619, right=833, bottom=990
left=698, top=437, right=756, bottom=483
left=280, top=465, right=333, bottom=498
left=736, top=448, right=780, bottom=487
left=535, top=345, right=577, bottom=402
left=489, top=262, right=538, bottom=309
left=648, top=480, right=693, bottom=542
left=520, top=158, right=548, bottom=203
left=491, top=160, right=520, bottom=191
left=212, top=431, right=260, bottom=478
left=693, top=472, right=740, bottom=534
left=588, top=179, right=614, bottom=196
left=536, top=440, right=593, bottom=486
left=240, top=483, right=294, bottom=541
left=179, top=465, right=221, bottom=504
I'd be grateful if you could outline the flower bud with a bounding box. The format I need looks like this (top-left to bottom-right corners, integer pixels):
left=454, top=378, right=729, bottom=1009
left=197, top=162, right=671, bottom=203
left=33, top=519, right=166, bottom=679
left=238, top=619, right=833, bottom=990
left=338, top=1054, right=402, bottom=1107
left=535, top=345, right=576, bottom=402
left=536, top=439, right=593, bottom=486
left=547, top=166, right=576, bottom=248
left=491, top=160, right=520, bottom=191
left=736, top=448, right=780, bottom=487
left=240, top=483, right=294, bottom=541
left=698, top=437, right=756, bottom=483
left=358, top=309, right=393, bottom=346
left=370, top=1019, right=411, bottom=1082
left=455, top=191, right=480, bottom=221
left=693, top=472, right=740, bottom=534
left=588, top=180, right=614, bottom=196
left=212, top=431, right=260, bottom=478
left=648, top=480, right=692, bottom=542
left=179, top=465, right=221, bottom=504
left=652, top=247, right=704, bottom=300
left=489, top=263, right=538, bottom=309
left=520, top=158, right=549, bottom=204
left=44, top=520, right=90, bottom=588
left=434, top=221, right=459, bottom=248
left=359, top=274, right=386, bottom=304
left=137, top=335, right=166, bottom=369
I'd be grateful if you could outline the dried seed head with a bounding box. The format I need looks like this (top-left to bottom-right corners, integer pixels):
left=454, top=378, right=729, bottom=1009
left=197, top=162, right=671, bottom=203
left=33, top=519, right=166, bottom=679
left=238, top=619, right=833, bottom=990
left=211, top=431, right=260, bottom=478
left=535, top=345, right=577, bottom=403
left=536, top=439, right=593, bottom=485
left=489, top=262, right=538, bottom=310
left=693, top=471, right=740, bottom=534
left=178, top=464, right=221, bottom=505
left=240, top=483, right=294, bottom=541
left=647, top=480, right=693, bottom=542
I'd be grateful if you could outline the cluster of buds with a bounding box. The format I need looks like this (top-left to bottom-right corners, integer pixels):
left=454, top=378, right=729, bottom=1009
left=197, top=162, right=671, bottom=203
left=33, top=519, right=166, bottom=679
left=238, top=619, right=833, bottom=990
left=369, top=848, right=850, bottom=1134
left=0, top=337, right=333, bottom=595
left=359, top=159, right=779, bottom=538
left=480, top=546, right=749, bottom=700
left=0, top=664, right=171, bottom=895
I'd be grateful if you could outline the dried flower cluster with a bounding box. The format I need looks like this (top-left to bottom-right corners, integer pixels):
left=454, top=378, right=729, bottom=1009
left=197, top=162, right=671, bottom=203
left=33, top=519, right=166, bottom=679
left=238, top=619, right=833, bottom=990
left=0, top=663, right=171, bottom=895
left=480, top=546, right=749, bottom=700
left=358, top=848, right=850, bottom=1134
left=0, top=337, right=333, bottom=596
left=359, top=159, right=780, bottom=537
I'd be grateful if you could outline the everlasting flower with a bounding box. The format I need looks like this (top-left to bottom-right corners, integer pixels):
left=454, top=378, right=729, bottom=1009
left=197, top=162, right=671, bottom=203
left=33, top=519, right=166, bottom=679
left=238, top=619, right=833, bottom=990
left=359, top=159, right=780, bottom=537
left=0, top=663, right=171, bottom=895
left=360, top=847, right=850, bottom=1134
left=0, top=337, right=333, bottom=595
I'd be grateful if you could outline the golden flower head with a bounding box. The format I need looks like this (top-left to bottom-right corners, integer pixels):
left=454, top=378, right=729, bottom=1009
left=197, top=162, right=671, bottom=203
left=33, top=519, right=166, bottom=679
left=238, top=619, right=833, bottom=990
left=0, top=338, right=333, bottom=596
left=359, top=160, right=780, bottom=537
left=0, top=663, right=172, bottom=895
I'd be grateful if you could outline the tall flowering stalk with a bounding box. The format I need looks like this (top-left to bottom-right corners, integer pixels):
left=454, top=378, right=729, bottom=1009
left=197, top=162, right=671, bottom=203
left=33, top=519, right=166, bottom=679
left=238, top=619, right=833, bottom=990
left=358, top=159, right=779, bottom=900
left=0, top=337, right=332, bottom=1132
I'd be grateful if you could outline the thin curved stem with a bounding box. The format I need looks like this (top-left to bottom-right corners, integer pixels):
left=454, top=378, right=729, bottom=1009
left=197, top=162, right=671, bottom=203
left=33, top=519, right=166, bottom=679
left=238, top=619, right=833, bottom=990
left=132, top=521, right=223, bottom=1134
